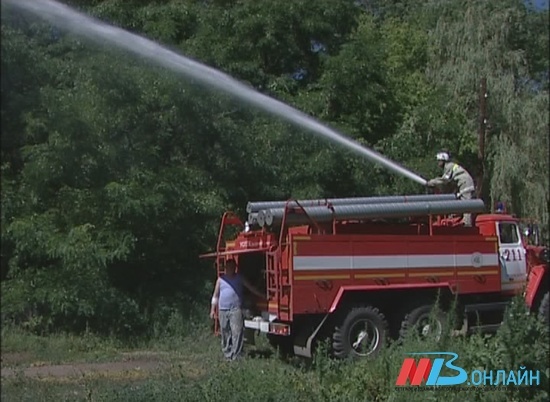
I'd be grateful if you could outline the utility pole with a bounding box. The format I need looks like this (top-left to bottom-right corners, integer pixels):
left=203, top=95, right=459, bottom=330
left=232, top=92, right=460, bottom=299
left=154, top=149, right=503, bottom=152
left=477, top=78, right=488, bottom=201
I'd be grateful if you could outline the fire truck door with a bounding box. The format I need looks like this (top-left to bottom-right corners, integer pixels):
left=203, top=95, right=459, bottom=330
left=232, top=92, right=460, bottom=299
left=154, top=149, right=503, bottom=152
left=497, top=222, right=527, bottom=290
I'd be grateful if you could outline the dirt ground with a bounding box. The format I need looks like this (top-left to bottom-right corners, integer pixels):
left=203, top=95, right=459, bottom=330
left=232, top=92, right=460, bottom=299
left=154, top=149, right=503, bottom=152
left=1, top=351, right=172, bottom=380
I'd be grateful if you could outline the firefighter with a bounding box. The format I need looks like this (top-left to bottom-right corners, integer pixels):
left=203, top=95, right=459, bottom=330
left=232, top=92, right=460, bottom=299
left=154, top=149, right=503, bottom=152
left=427, top=150, right=476, bottom=226
left=209, top=259, right=264, bottom=361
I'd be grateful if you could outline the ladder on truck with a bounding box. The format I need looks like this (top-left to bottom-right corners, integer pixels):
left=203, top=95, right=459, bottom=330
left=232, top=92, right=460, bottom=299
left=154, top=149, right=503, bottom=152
left=265, top=251, right=291, bottom=321
left=264, top=199, right=319, bottom=323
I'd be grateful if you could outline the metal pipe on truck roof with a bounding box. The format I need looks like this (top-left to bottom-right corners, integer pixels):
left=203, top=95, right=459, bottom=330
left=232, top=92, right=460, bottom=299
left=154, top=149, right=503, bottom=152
left=256, top=210, right=267, bottom=227
left=247, top=213, right=259, bottom=226
left=246, top=193, right=457, bottom=214
left=264, top=199, right=486, bottom=227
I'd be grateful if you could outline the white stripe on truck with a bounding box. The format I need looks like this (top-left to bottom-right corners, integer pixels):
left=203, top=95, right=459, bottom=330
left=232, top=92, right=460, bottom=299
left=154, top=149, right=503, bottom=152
left=292, top=254, right=499, bottom=271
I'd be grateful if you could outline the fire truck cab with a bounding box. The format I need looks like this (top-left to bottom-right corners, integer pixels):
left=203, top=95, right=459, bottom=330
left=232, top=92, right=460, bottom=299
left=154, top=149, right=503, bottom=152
left=201, top=195, right=549, bottom=359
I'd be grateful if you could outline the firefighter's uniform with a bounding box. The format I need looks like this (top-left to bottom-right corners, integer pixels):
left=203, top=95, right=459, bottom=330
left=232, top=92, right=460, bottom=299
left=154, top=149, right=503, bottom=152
left=428, top=153, right=476, bottom=226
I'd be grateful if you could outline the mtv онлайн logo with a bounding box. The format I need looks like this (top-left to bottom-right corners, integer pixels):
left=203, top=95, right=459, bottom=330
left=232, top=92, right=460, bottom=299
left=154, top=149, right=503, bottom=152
left=396, top=352, right=467, bottom=386
left=396, top=352, right=541, bottom=387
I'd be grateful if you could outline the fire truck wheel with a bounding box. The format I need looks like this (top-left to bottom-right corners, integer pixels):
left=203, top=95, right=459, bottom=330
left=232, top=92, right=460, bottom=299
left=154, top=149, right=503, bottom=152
left=332, top=306, right=388, bottom=359
left=399, top=305, right=446, bottom=342
left=539, top=292, right=549, bottom=327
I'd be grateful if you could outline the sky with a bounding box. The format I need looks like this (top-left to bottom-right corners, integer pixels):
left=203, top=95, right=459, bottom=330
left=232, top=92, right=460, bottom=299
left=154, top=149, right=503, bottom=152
left=530, top=0, right=549, bottom=9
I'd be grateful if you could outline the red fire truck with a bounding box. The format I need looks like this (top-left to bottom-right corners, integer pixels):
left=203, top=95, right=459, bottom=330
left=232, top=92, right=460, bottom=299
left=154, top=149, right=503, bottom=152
left=200, top=194, right=549, bottom=359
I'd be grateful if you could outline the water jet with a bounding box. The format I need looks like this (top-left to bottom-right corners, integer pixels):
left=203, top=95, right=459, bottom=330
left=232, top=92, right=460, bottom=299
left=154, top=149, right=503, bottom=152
left=2, top=0, right=428, bottom=186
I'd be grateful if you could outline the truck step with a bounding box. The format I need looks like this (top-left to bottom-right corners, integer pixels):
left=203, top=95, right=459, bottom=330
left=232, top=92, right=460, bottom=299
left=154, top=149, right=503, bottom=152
left=467, top=323, right=502, bottom=334
left=464, top=301, right=509, bottom=313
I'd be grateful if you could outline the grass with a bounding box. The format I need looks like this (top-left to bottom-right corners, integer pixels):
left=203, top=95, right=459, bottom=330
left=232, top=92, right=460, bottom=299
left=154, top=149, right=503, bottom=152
left=1, top=299, right=549, bottom=402
left=1, top=327, right=122, bottom=367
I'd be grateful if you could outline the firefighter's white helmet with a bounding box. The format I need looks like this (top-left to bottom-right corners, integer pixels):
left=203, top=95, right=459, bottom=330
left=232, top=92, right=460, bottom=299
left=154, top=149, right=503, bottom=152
left=436, top=151, right=450, bottom=162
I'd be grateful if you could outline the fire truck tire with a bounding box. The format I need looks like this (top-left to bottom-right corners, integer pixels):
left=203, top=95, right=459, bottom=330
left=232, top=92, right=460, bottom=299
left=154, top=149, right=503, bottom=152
left=399, top=305, right=446, bottom=341
left=332, top=306, right=388, bottom=359
left=539, top=292, right=549, bottom=327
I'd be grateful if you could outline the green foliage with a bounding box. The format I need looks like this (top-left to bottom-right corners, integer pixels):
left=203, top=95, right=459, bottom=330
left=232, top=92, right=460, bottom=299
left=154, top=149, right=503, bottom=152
left=421, top=0, right=549, bottom=216
left=2, top=301, right=548, bottom=401
left=1, top=0, right=548, bottom=336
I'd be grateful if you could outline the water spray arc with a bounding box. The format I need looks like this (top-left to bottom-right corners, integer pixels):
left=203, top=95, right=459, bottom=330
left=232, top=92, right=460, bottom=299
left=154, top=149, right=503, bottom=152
left=2, top=0, right=428, bottom=186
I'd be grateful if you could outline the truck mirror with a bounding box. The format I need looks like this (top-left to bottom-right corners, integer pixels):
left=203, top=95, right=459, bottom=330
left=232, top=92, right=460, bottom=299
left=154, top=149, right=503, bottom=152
left=540, top=248, right=549, bottom=264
